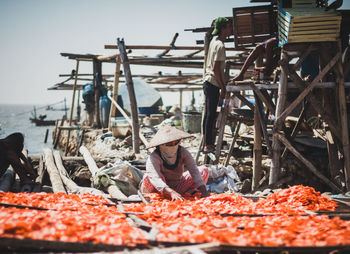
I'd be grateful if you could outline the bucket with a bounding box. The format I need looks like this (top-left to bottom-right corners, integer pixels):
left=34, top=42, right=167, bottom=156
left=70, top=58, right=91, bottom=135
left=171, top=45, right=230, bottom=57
left=182, top=112, right=201, bottom=133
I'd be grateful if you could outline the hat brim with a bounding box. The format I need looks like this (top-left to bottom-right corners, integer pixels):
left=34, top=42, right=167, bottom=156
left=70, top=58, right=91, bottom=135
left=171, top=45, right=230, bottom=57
left=146, top=126, right=194, bottom=149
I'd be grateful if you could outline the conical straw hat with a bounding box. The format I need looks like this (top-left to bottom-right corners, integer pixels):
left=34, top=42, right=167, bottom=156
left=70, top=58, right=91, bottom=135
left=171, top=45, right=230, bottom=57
left=146, top=125, right=193, bottom=149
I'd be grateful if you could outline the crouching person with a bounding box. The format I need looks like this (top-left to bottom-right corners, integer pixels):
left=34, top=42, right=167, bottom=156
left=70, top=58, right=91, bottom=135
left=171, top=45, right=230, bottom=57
left=0, top=132, right=37, bottom=184
left=140, top=125, right=209, bottom=201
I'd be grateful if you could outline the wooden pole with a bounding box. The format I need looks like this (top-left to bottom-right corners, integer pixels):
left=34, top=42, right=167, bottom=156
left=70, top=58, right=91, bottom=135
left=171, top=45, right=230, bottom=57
left=43, top=148, right=66, bottom=193
left=276, top=133, right=343, bottom=193
left=252, top=99, right=262, bottom=191
left=65, top=60, right=80, bottom=156
left=117, top=38, right=140, bottom=154
left=44, top=129, right=49, bottom=143
left=69, top=60, right=79, bottom=125
left=93, top=58, right=102, bottom=128
left=108, top=55, right=121, bottom=131
left=336, top=40, right=350, bottom=191
left=270, top=51, right=289, bottom=185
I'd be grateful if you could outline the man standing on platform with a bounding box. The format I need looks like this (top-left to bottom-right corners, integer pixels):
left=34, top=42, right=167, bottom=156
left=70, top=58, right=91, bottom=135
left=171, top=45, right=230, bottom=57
left=202, top=17, right=231, bottom=153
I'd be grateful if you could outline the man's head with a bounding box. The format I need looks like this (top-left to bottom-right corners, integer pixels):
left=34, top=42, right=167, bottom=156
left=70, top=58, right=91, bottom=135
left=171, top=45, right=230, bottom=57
left=212, top=17, right=231, bottom=37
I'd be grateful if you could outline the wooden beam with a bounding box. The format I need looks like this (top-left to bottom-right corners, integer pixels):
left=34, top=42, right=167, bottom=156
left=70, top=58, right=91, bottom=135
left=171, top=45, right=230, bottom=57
left=118, top=38, right=140, bottom=154
left=104, top=44, right=238, bottom=51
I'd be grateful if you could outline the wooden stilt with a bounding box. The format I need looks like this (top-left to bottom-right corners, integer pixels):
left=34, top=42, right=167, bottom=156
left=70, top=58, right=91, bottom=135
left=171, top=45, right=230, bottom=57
left=270, top=51, right=289, bottom=185
left=69, top=60, right=79, bottom=125
left=118, top=38, right=140, bottom=154
left=336, top=41, right=350, bottom=191
left=254, top=94, right=272, bottom=156
left=252, top=101, right=262, bottom=191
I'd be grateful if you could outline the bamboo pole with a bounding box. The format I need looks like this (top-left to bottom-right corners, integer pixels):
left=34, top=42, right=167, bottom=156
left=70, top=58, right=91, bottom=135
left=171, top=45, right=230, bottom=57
left=108, top=55, right=121, bottom=131
left=336, top=40, right=350, bottom=191
left=117, top=38, right=140, bottom=154
left=43, top=148, right=66, bottom=193
left=270, top=51, right=289, bottom=185
left=276, top=133, right=343, bottom=193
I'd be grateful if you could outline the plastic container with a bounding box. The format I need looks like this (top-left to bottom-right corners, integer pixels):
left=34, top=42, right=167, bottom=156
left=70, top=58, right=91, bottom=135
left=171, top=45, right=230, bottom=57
left=182, top=112, right=201, bottom=133
left=99, top=95, right=111, bottom=128
left=110, top=117, right=131, bottom=137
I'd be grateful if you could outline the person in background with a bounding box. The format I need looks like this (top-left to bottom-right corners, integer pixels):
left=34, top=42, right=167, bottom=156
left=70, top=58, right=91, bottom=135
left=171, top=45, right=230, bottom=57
left=141, top=125, right=210, bottom=200
left=202, top=17, right=232, bottom=153
left=232, top=36, right=279, bottom=82
left=0, top=133, right=37, bottom=184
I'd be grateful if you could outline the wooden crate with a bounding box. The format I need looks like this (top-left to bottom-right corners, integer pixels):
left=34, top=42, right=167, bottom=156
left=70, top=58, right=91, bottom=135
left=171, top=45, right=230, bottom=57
left=278, top=8, right=341, bottom=45
left=232, top=5, right=277, bottom=49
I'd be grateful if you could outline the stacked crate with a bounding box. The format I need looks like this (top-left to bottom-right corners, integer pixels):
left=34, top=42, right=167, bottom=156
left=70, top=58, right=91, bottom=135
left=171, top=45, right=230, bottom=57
left=278, top=0, right=342, bottom=45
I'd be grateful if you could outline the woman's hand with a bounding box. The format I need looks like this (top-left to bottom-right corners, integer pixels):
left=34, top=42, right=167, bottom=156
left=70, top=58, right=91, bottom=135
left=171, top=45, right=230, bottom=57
left=198, top=185, right=210, bottom=198
left=163, top=187, right=184, bottom=201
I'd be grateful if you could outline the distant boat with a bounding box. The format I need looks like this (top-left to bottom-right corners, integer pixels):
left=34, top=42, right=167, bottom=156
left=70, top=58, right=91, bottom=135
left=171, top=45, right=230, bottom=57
left=30, top=118, right=56, bottom=126
left=30, top=111, right=56, bottom=126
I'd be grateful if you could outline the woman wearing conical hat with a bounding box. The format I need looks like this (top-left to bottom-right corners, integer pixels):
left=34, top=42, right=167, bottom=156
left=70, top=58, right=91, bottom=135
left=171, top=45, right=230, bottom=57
left=140, top=125, right=209, bottom=200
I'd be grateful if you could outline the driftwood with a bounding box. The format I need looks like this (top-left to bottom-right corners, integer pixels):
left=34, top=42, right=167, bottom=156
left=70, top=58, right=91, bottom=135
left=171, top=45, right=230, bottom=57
left=53, top=150, right=106, bottom=196
left=0, top=168, right=15, bottom=192
left=43, top=148, right=66, bottom=193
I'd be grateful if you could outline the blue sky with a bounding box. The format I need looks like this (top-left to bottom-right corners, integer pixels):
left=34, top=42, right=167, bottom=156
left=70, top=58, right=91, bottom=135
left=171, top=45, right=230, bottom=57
left=0, top=0, right=349, bottom=106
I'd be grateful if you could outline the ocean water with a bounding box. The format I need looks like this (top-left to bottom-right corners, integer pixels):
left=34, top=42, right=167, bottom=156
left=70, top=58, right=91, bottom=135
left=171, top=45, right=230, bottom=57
left=0, top=104, right=68, bottom=156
